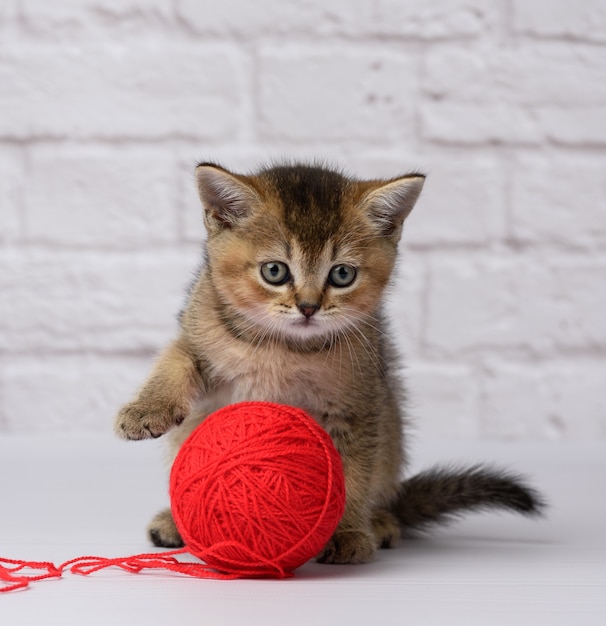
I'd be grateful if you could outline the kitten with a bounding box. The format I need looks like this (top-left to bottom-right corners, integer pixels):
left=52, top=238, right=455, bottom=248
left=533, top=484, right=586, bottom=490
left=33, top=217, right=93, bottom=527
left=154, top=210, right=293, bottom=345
left=114, top=162, right=544, bottom=565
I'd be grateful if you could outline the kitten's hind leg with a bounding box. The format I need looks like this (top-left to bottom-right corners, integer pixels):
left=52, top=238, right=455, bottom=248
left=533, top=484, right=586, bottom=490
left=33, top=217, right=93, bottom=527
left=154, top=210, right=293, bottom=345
left=317, top=530, right=375, bottom=565
left=371, top=509, right=401, bottom=549
left=317, top=491, right=376, bottom=564
left=148, top=508, right=184, bottom=548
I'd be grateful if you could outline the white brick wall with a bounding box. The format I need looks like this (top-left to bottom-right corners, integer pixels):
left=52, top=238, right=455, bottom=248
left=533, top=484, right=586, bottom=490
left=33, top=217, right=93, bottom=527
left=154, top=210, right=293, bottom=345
left=1, top=0, right=604, bottom=441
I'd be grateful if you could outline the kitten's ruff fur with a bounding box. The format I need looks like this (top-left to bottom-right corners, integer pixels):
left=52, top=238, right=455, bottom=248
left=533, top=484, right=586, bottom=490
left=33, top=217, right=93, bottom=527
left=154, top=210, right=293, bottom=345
left=115, top=161, right=544, bottom=565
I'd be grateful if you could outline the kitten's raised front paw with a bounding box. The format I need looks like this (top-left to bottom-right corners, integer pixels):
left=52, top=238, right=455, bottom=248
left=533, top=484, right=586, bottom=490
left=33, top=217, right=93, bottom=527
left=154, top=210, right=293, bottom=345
left=148, top=509, right=184, bottom=548
left=114, top=400, right=186, bottom=440
left=317, top=530, right=376, bottom=565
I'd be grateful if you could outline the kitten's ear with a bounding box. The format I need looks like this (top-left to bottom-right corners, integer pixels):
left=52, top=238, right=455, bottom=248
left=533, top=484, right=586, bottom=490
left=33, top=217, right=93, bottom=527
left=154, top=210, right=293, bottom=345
left=195, top=163, right=260, bottom=230
left=361, top=174, right=425, bottom=237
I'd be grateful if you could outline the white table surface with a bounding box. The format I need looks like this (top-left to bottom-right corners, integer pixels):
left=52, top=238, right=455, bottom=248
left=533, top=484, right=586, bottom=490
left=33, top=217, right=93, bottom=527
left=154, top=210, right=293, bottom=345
left=1, top=435, right=604, bottom=625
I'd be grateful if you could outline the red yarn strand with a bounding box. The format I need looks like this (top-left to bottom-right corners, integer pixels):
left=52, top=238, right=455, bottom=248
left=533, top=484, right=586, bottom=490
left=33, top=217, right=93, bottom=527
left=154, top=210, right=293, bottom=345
left=1, top=547, right=293, bottom=593
left=0, top=558, right=62, bottom=593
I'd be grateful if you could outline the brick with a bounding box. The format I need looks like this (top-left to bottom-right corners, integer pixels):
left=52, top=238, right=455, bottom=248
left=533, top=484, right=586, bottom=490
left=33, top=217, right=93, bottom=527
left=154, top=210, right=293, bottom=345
left=481, top=364, right=552, bottom=440
left=0, top=1, right=17, bottom=26
left=22, top=0, right=173, bottom=27
left=24, top=146, right=179, bottom=247
left=178, top=0, right=372, bottom=36
left=19, top=0, right=176, bottom=44
left=179, top=0, right=494, bottom=39
left=406, top=364, right=479, bottom=441
left=258, top=46, right=416, bottom=142
left=425, top=257, right=606, bottom=355
left=481, top=361, right=606, bottom=440
left=422, top=43, right=606, bottom=144
left=0, top=43, right=243, bottom=139
left=537, top=106, right=606, bottom=146
left=373, top=0, right=498, bottom=39
left=0, top=355, right=152, bottom=433
left=424, top=103, right=606, bottom=147
left=404, top=153, right=506, bottom=247
left=422, top=101, right=543, bottom=145
left=512, top=0, right=606, bottom=44
left=0, top=249, right=199, bottom=353
left=425, top=44, right=606, bottom=106
left=177, top=159, right=205, bottom=244
left=384, top=254, right=426, bottom=360
left=0, top=149, right=23, bottom=242
left=511, top=153, right=606, bottom=250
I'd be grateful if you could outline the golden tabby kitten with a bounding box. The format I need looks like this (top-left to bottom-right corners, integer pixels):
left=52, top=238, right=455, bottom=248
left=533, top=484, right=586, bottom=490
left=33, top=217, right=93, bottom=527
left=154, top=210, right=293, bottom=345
left=115, top=162, right=543, bottom=564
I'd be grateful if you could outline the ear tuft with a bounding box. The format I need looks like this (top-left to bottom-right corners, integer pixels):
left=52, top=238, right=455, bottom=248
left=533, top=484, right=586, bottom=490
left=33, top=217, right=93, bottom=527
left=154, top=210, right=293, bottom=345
left=196, top=163, right=259, bottom=229
left=363, top=174, right=425, bottom=236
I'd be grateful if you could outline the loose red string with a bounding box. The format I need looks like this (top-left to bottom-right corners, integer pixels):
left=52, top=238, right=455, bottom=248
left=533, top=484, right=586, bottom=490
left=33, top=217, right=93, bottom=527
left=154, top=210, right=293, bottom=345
left=0, top=558, right=62, bottom=593
left=1, top=546, right=291, bottom=593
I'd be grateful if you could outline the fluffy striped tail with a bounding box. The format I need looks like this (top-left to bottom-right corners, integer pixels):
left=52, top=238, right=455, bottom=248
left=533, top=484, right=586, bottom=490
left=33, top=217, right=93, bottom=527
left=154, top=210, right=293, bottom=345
left=392, top=464, right=545, bottom=533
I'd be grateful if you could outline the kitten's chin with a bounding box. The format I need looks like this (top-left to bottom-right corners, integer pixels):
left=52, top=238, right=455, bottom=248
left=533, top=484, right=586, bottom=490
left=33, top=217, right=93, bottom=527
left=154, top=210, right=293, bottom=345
left=283, top=318, right=329, bottom=341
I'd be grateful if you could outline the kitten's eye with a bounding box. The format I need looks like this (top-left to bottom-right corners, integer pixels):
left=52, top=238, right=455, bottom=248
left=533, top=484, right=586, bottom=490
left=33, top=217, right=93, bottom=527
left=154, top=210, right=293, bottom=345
left=328, top=264, right=357, bottom=288
left=261, top=262, right=290, bottom=285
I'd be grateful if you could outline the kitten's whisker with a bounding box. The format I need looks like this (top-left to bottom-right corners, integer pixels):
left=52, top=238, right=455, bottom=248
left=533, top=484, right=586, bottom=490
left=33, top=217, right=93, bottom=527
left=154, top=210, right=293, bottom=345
left=335, top=312, right=385, bottom=376
left=341, top=309, right=388, bottom=339
left=340, top=328, right=363, bottom=379
left=323, top=326, right=343, bottom=385
left=350, top=327, right=384, bottom=376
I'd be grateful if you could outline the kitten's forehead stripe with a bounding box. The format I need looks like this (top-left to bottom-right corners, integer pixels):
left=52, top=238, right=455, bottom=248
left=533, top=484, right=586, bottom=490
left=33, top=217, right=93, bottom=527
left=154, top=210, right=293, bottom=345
left=260, top=165, right=348, bottom=257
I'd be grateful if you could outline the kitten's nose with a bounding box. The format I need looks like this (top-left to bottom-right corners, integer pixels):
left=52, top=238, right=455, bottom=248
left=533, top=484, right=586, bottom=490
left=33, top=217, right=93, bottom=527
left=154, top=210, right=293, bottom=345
left=298, top=303, right=319, bottom=318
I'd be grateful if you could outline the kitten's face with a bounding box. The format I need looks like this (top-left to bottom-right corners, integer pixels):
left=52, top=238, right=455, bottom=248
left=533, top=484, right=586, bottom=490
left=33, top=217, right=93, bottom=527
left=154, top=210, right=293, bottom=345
left=212, top=222, right=393, bottom=343
left=197, top=164, right=424, bottom=345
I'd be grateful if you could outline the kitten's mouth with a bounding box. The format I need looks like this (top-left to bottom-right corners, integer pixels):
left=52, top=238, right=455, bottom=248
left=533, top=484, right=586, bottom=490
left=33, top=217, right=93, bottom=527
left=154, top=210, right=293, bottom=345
left=285, top=315, right=326, bottom=338
left=295, top=316, right=314, bottom=326
left=292, top=318, right=316, bottom=331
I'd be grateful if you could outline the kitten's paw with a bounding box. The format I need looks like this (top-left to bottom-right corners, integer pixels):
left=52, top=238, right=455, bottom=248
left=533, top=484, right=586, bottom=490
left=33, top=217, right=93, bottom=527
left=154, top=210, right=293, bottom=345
left=148, top=509, right=184, bottom=548
left=114, top=400, right=186, bottom=440
left=317, top=530, right=376, bottom=565
left=372, top=509, right=401, bottom=549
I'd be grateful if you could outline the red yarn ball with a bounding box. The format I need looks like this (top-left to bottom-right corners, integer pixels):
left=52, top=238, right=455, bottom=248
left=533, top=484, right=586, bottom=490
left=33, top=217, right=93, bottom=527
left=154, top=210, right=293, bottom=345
left=169, top=402, right=346, bottom=578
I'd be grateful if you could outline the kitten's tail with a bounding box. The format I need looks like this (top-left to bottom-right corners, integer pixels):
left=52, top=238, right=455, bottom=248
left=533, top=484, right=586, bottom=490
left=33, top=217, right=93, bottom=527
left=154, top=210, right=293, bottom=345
left=392, top=464, right=545, bottom=533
